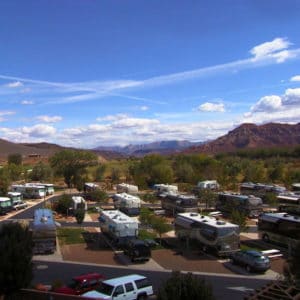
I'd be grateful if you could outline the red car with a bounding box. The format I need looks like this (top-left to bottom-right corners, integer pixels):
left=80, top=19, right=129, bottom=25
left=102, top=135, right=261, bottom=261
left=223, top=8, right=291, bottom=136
left=53, top=272, right=105, bottom=295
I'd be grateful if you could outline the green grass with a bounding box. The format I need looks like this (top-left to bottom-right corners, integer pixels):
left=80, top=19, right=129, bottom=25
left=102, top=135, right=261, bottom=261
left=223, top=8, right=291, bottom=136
left=57, top=227, right=86, bottom=245
left=138, top=229, right=157, bottom=240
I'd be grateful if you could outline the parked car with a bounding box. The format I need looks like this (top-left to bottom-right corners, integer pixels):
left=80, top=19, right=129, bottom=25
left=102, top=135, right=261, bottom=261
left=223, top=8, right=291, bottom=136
left=231, top=250, right=270, bottom=273
left=81, top=274, right=154, bottom=300
left=123, top=239, right=151, bottom=262
left=12, top=200, right=28, bottom=210
left=53, top=272, right=105, bottom=295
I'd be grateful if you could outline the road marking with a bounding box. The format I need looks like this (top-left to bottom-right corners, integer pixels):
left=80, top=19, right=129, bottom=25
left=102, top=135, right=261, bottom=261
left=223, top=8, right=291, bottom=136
left=36, top=264, right=49, bottom=270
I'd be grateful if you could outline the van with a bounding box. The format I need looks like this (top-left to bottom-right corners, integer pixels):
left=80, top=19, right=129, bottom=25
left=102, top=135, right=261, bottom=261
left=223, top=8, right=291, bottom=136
left=81, top=274, right=154, bottom=300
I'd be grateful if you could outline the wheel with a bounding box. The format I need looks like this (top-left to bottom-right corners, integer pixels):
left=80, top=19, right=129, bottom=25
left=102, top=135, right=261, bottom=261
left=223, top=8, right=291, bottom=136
left=246, top=265, right=252, bottom=273
left=137, top=294, right=148, bottom=300
left=202, top=245, right=208, bottom=253
left=262, top=234, right=270, bottom=243
left=231, top=258, right=237, bottom=265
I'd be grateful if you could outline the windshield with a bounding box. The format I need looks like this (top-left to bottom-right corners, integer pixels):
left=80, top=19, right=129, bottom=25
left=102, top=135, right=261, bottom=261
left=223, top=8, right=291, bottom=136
left=218, top=227, right=239, bottom=237
left=96, top=282, right=114, bottom=296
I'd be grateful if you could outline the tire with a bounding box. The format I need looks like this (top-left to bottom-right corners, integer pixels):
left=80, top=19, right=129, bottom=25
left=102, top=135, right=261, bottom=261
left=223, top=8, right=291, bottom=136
left=137, top=294, right=148, bottom=300
left=202, top=245, right=208, bottom=253
left=246, top=265, right=252, bottom=273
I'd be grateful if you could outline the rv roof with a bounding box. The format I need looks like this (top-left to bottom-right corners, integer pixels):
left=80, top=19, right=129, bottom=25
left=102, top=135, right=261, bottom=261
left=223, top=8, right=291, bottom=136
left=101, top=210, right=137, bottom=224
left=260, top=212, right=300, bottom=223
left=177, top=212, right=238, bottom=228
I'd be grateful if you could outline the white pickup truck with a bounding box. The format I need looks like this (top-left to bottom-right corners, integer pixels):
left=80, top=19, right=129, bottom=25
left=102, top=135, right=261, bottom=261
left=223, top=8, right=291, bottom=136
left=82, top=274, right=154, bottom=300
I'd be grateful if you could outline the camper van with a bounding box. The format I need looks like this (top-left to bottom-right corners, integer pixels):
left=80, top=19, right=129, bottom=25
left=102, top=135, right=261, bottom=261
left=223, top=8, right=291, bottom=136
left=32, top=208, right=57, bottom=254
left=98, top=210, right=139, bottom=245
left=112, top=193, right=141, bottom=216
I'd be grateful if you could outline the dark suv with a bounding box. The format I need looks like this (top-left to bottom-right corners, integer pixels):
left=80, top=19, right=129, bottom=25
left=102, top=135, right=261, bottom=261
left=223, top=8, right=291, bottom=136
left=123, top=239, right=151, bottom=262
left=53, top=272, right=105, bottom=295
left=231, top=250, right=270, bottom=273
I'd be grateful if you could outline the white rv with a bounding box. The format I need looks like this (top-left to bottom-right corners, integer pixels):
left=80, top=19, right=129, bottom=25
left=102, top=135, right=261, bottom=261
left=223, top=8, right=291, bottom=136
left=11, top=183, right=46, bottom=199
left=196, top=180, right=220, bottom=190
left=38, top=183, right=54, bottom=195
left=71, top=196, right=87, bottom=210
left=98, top=210, right=139, bottom=245
left=7, top=191, right=23, bottom=203
left=153, top=184, right=178, bottom=196
left=113, top=193, right=141, bottom=215
left=175, top=212, right=240, bottom=256
left=116, top=183, right=139, bottom=195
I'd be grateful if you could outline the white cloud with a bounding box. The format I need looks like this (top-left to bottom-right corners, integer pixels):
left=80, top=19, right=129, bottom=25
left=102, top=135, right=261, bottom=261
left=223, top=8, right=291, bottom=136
left=7, top=81, right=23, bottom=88
left=96, top=114, right=128, bottom=122
left=21, top=100, right=34, bottom=105
left=291, top=75, right=300, bottom=82
left=21, top=124, right=56, bottom=137
left=250, top=38, right=291, bottom=60
left=0, top=111, right=15, bottom=117
left=36, top=115, right=62, bottom=123
left=250, top=95, right=282, bottom=112
left=198, top=102, right=225, bottom=112
left=140, top=106, right=149, bottom=111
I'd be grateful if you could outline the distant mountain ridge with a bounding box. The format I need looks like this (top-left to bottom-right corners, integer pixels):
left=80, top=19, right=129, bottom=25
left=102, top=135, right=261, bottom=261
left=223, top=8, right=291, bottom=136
left=185, top=122, right=300, bottom=154
left=93, top=140, right=203, bottom=156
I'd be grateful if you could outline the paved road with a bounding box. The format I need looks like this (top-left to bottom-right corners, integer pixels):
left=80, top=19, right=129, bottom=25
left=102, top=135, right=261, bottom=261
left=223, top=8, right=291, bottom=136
left=32, top=260, right=271, bottom=300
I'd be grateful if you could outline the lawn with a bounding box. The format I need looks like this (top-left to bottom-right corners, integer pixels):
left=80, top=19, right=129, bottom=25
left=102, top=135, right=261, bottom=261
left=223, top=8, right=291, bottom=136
left=57, top=227, right=86, bottom=245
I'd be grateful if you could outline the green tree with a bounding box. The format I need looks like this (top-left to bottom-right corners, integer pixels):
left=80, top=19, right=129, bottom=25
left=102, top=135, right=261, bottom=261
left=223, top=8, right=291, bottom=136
left=196, top=189, right=217, bottom=210
left=95, top=164, right=106, bottom=181
left=55, top=194, right=73, bottom=215
left=30, top=162, right=53, bottom=181
left=6, top=164, right=23, bottom=181
left=0, top=168, right=10, bottom=195
left=0, top=222, right=33, bottom=298
left=74, top=208, right=85, bottom=224
left=152, top=216, right=172, bottom=244
left=88, top=189, right=109, bottom=203
left=157, top=271, right=215, bottom=300
left=49, top=150, right=98, bottom=188
left=230, top=210, right=248, bottom=232
left=7, top=153, right=22, bottom=165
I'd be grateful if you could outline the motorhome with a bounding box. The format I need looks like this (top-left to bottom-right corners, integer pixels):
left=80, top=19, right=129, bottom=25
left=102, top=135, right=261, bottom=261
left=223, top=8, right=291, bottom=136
left=7, top=191, right=23, bottom=204
left=112, top=193, right=141, bottom=216
left=39, top=183, right=54, bottom=195
left=175, top=212, right=240, bottom=256
left=98, top=210, right=139, bottom=245
left=152, top=184, right=178, bottom=196
left=240, top=182, right=286, bottom=199
left=161, top=193, right=198, bottom=215
left=116, top=183, right=139, bottom=195
left=11, top=183, right=46, bottom=199
left=216, top=192, right=263, bottom=218
left=32, top=208, right=57, bottom=254
left=0, top=197, right=13, bottom=215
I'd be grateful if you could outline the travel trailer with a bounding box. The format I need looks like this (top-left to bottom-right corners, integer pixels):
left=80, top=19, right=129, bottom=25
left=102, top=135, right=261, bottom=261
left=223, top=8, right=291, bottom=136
left=196, top=180, right=220, bottom=190
left=32, top=208, right=57, bottom=254
left=71, top=196, right=88, bottom=210
left=0, top=197, right=13, bottom=215
left=98, top=210, right=139, bottom=245
left=116, top=183, right=139, bottom=195
left=175, top=212, right=240, bottom=256
left=112, top=193, right=141, bottom=216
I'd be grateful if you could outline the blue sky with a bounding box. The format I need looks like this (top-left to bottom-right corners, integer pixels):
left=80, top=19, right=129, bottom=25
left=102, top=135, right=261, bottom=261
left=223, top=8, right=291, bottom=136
left=1, top=0, right=300, bottom=148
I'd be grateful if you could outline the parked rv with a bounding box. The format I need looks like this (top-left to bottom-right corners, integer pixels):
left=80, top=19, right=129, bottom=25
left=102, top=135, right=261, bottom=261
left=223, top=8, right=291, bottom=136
left=71, top=196, right=87, bottom=210
left=216, top=192, right=263, bottom=218
left=32, top=208, right=57, bottom=254
left=175, top=212, right=240, bottom=256
left=153, top=183, right=178, bottom=196
left=161, top=193, right=198, bottom=216
left=116, top=183, right=139, bottom=195
left=11, top=183, right=46, bottom=199
left=112, top=193, right=141, bottom=216
left=0, top=197, right=13, bottom=215
left=240, top=182, right=286, bottom=199
left=98, top=210, right=139, bottom=245
left=123, top=239, right=151, bottom=262
left=196, top=180, right=220, bottom=190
